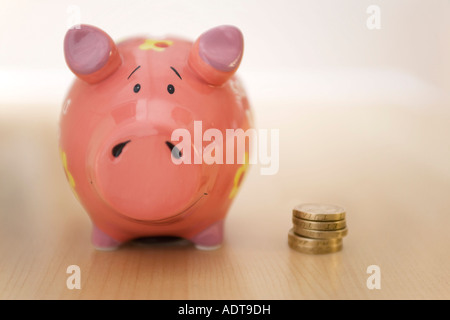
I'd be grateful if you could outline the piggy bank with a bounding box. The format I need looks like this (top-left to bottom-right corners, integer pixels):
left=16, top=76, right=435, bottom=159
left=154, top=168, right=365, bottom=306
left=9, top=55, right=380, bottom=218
left=59, top=24, right=252, bottom=250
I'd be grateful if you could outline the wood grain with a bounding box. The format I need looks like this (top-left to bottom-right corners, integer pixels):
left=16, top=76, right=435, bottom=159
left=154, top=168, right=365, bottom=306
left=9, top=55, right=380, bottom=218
left=1, top=104, right=449, bottom=299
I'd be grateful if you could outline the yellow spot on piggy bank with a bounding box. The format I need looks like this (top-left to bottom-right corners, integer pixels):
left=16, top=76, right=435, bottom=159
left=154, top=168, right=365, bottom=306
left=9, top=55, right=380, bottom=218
left=139, top=39, right=173, bottom=51
left=229, top=152, right=249, bottom=199
left=60, top=149, right=79, bottom=200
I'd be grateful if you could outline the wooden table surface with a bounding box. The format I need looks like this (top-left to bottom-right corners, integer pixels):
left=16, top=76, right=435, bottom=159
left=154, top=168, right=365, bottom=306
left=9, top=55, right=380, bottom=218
left=1, top=103, right=449, bottom=299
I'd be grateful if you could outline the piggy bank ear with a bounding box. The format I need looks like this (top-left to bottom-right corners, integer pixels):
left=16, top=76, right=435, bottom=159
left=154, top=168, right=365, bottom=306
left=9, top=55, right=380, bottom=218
left=64, top=24, right=121, bottom=84
left=188, top=25, right=243, bottom=86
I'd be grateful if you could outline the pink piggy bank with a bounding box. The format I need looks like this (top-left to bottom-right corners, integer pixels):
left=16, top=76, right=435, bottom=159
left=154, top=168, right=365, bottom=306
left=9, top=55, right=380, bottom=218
left=59, top=24, right=252, bottom=250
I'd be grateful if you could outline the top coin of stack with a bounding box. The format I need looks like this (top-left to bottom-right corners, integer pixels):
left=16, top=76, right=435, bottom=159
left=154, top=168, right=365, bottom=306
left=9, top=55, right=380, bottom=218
left=288, top=203, right=348, bottom=254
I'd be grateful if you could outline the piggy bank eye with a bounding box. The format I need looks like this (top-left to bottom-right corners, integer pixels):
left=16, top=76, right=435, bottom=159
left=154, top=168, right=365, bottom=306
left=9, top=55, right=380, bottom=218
left=167, top=84, right=175, bottom=94
left=133, top=84, right=141, bottom=93
left=112, top=140, right=131, bottom=157
left=165, top=141, right=182, bottom=159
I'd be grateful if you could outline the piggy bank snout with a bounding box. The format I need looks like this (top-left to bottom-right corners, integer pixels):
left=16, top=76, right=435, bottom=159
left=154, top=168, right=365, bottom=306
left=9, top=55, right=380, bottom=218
left=92, top=129, right=206, bottom=223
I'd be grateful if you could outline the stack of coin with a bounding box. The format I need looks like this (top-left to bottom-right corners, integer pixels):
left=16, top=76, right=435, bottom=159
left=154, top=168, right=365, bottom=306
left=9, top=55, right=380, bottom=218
left=288, top=203, right=348, bottom=254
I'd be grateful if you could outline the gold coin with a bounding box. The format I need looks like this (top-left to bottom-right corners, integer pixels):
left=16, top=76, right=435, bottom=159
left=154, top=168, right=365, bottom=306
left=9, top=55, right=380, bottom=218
left=289, top=241, right=343, bottom=254
left=293, top=203, right=346, bottom=221
left=292, top=217, right=346, bottom=231
left=287, top=229, right=342, bottom=247
left=293, top=226, right=348, bottom=239
left=288, top=229, right=343, bottom=254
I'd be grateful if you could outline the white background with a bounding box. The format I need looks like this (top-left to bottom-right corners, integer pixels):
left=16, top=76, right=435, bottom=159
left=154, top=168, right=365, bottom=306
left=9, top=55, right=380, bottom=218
left=0, top=0, right=448, bottom=117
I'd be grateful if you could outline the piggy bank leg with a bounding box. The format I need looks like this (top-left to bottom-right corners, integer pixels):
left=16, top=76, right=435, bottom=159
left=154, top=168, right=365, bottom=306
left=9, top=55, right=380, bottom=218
left=189, top=220, right=224, bottom=250
left=92, top=225, right=122, bottom=251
